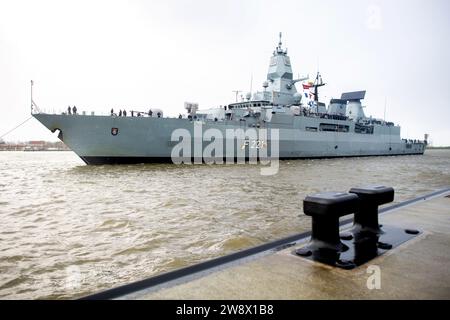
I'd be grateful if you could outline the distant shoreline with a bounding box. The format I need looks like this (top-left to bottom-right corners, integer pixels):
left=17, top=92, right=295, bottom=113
left=0, top=141, right=70, bottom=152
left=0, top=150, right=71, bottom=152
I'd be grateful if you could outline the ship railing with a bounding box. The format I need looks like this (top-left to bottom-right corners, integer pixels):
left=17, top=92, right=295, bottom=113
left=402, top=139, right=425, bottom=144
left=33, top=108, right=124, bottom=117
left=34, top=108, right=187, bottom=120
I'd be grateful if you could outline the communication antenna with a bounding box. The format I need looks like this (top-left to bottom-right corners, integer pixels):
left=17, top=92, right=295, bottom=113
left=249, top=73, right=253, bottom=96
left=31, top=80, right=33, bottom=113
left=232, top=90, right=242, bottom=103
left=30, top=80, right=41, bottom=114
left=317, top=56, right=320, bottom=74
left=384, top=97, right=387, bottom=122
left=312, top=71, right=326, bottom=104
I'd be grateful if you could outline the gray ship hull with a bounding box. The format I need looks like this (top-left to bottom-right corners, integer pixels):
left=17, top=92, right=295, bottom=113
left=33, top=113, right=425, bottom=165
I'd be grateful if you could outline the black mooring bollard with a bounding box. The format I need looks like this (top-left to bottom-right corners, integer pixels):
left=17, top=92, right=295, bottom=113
left=296, top=192, right=359, bottom=256
left=349, top=186, right=394, bottom=235
left=296, top=186, right=420, bottom=269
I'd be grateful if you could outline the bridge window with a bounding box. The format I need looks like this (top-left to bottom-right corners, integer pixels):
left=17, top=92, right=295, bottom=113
left=354, top=123, right=374, bottom=134
left=319, top=123, right=349, bottom=132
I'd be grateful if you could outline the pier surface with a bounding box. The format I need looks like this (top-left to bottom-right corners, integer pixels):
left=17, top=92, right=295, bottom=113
left=87, top=189, right=450, bottom=300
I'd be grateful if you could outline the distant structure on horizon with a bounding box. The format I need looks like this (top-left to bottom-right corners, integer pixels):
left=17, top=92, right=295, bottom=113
left=0, top=140, right=69, bottom=151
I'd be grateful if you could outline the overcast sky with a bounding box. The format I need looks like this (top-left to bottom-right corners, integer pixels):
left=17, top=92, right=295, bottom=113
left=1, top=0, right=449, bottom=145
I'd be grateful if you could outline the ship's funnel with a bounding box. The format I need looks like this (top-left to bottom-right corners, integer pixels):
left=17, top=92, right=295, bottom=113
left=342, top=91, right=366, bottom=121
left=328, top=99, right=347, bottom=116
left=346, top=101, right=365, bottom=121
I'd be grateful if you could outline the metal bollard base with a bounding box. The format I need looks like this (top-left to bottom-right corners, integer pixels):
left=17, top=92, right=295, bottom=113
left=294, top=225, right=421, bottom=269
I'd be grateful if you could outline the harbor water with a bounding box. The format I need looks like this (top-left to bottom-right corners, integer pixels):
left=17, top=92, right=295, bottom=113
left=0, top=150, right=449, bottom=299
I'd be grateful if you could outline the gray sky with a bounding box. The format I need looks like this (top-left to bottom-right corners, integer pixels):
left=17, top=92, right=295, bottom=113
left=1, top=0, right=449, bottom=145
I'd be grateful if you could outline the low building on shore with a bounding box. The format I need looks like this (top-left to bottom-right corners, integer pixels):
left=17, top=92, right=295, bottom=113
left=0, top=140, right=69, bottom=151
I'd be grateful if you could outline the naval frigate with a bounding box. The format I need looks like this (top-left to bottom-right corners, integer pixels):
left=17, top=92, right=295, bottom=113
left=32, top=33, right=426, bottom=165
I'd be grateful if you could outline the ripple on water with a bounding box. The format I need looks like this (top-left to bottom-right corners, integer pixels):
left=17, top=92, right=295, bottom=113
left=0, top=150, right=449, bottom=299
left=96, top=219, right=130, bottom=230
left=0, top=275, right=31, bottom=291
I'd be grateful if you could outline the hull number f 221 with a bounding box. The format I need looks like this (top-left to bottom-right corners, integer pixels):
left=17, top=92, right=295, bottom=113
left=241, top=140, right=267, bottom=150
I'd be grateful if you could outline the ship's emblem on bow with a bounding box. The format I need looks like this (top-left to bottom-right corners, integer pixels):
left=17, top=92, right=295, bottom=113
left=111, top=128, right=119, bottom=136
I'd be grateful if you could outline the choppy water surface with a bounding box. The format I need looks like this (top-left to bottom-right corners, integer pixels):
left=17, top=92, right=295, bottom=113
left=0, top=150, right=449, bottom=299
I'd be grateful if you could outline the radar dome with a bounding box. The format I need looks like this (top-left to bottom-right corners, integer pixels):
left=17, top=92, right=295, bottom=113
left=293, top=92, right=302, bottom=104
